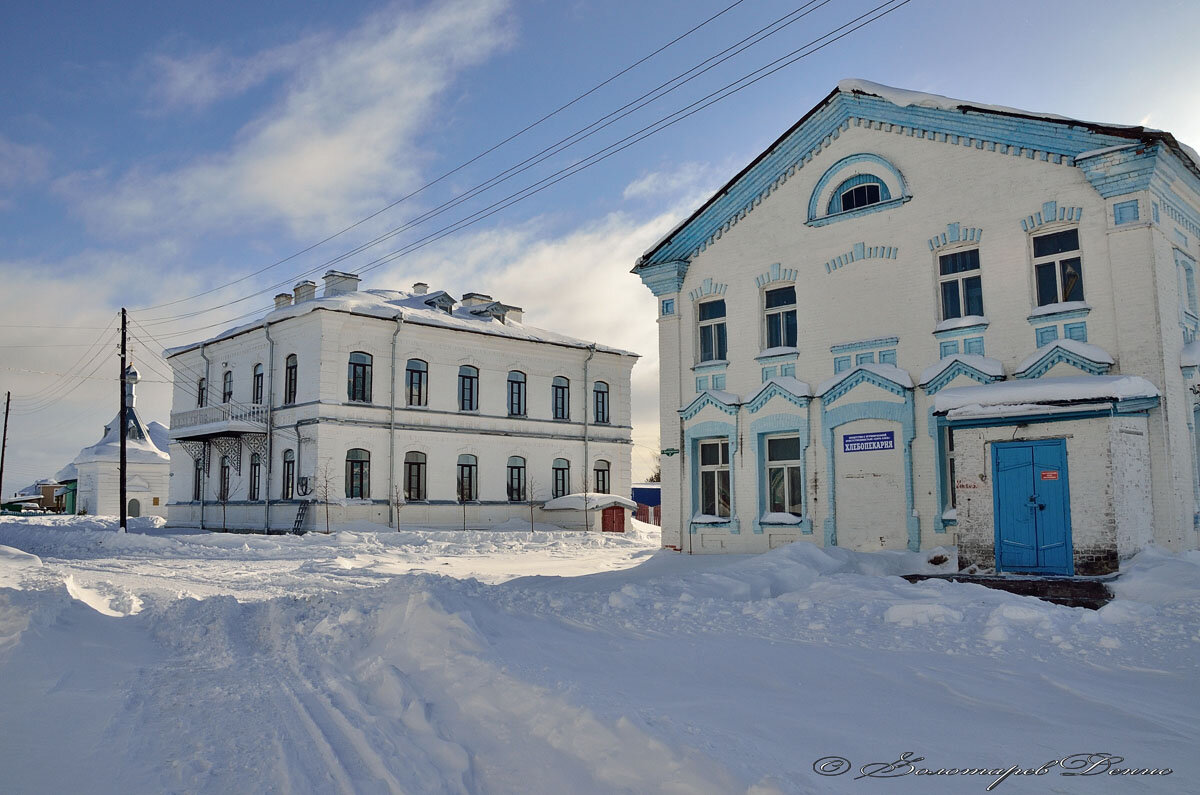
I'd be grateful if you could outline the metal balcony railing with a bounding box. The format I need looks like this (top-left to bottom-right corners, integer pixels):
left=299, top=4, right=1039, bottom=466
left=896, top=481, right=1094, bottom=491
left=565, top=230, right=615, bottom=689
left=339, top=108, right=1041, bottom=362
left=171, top=403, right=267, bottom=429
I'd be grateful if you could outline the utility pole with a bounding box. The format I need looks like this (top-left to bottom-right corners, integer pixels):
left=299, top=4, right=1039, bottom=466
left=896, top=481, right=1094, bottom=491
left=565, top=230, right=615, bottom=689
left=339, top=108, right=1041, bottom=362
left=119, top=308, right=127, bottom=532
left=0, top=391, right=10, bottom=501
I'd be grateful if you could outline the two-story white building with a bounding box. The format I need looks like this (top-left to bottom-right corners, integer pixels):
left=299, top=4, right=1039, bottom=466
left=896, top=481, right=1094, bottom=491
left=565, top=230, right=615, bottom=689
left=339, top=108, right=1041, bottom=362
left=165, top=271, right=637, bottom=532
left=634, top=80, right=1200, bottom=575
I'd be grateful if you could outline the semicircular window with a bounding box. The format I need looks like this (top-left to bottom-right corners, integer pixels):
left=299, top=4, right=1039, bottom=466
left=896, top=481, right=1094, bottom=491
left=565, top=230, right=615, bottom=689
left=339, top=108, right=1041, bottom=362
left=827, top=174, right=891, bottom=214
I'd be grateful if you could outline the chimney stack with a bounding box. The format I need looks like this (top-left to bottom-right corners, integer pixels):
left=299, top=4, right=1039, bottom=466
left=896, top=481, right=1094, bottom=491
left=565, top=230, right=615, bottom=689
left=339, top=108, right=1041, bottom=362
left=412, top=282, right=429, bottom=295
left=323, top=270, right=361, bottom=297
left=461, top=291, right=493, bottom=308
left=293, top=280, right=317, bottom=303
left=274, top=293, right=294, bottom=309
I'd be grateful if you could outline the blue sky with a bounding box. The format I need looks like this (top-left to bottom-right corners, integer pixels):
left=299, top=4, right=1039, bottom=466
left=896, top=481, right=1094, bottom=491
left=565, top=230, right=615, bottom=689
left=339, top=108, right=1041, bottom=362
left=2, top=0, right=1199, bottom=493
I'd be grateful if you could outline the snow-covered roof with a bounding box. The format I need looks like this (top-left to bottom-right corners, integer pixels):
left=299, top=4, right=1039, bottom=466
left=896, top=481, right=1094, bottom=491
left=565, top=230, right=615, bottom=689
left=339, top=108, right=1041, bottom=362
left=53, top=463, right=78, bottom=483
left=541, top=493, right=637, bottom=511
left=17, top=478, right=57, bottom=496
left=74, top=413, right=169, bottom=465
left=934, top=375, right=1159, bottom=416
left=817, top=363, right=913, bottom=396
left=166, top=288, right=637, bottom=359
left=1015, top=339, right=1113, bottom=375
left=918, top=354, right=1005, bottom=387
left=746, top=376, right=813, bottom=404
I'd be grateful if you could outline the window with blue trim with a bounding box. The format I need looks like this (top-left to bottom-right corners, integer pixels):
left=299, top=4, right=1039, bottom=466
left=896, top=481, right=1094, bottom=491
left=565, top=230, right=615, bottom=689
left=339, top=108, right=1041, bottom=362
left=1033, top=229, right=1084, bottom=306
left=698, top=299, right=727, bottom=362
left=765, top=436, right=803, bottom=517
left=698, top=439, right=731, bottom=518
left=764, top=286, right=797, bottom=348
left=827, top=174, right=890, bottom=214
left=938, top=249, right=983, bottom=320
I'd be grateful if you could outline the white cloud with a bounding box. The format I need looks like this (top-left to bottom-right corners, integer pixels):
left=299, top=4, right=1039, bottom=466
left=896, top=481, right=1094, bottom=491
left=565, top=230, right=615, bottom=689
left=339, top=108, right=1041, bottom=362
left=622, top=161, right=726, bottom=202
left=61, top=0, right=514, bottom=240
left=0, top=133, right=50, bottom=189
left=146, top=37, right=322, bottom=111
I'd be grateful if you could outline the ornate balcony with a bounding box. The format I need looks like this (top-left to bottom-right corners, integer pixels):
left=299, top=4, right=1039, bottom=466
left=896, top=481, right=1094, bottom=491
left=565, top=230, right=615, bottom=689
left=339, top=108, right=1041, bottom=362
left=169, top=403, right=268, bottom=440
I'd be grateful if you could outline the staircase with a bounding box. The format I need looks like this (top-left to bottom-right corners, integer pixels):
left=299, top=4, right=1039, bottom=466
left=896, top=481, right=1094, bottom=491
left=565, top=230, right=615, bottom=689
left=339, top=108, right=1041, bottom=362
left=291, top=501, right=309, bottom=534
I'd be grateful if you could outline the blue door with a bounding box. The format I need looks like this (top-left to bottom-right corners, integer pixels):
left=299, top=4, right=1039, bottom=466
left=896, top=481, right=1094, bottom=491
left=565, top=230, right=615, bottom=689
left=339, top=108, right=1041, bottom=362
left=991, top=439, right=1072, bottom=575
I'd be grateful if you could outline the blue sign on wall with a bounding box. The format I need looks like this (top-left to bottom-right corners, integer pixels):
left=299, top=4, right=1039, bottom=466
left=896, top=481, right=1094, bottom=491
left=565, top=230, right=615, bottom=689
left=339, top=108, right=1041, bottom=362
left=843, top=431, right=895, bottom=453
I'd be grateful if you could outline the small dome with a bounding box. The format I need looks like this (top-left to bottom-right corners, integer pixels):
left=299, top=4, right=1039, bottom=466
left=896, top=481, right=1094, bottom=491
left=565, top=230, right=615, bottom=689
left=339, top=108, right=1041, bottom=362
left=124, top=366, right=140, bottom=384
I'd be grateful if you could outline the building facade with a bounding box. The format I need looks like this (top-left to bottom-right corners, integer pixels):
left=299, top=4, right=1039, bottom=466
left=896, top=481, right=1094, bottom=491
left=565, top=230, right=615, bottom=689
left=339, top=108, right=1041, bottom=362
left=165, top=272, right=637, bottom=532
left=634, top=80, right=1200, bottom=574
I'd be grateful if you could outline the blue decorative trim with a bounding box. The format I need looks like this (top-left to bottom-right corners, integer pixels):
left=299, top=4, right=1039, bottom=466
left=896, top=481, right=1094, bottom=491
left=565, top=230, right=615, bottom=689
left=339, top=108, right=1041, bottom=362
left=679, top=390, right=739, bottom=420
left=1016, top=344, right=1112, bottom=379
left=856, top=352, right=875, bottom=366
left=830, top=336, right=899, bottom=354
left=688, top=278, right=728, bottom=302
left=940, top=340, right=959, bottom=358
left=822, top=395, right=919, bottom=551
left=827, top=174, right=891, bottom=214
left=761, top=366, right=776, bottom=382
left=811, top=197, right=911, bottom=228
left=921, top=361, right=1003, bottom=396
left=878, top=349, right=897, bottom=365
left=755, top=262, right=798, bottom=288
left=660, top=298, right=675, bottom=316
left=711, top=374, right=726, bottom=390
left=1063, top=322, right=1088, bottom=342
left=928, top=222, right=983, bottom=251
left=932, top=320, right=988, bottom=339
left=962, top=337, right=985, bottom=355
left=1026, top=304, right=1091, bottom=324
left=747, top=382, right=811, bottom=414
left=807, top=153, right=908, bottom=222
left=822, top=367, right=909, bottom=405
left=1114, top=199, right=1140, bottom=225
left=755, top=347, right=799, bottom=363
left=1020, top=200, right=1083, bottom=232
left=928, top=408, right=948, bottom=534
left=691, top=359, right=729, bottom=372
left=684, top=419, right=739, bottom=534
left=822, top=241, right=900, bottom=273
left=750, top=411, right=812, bottom=535
left=695, top=376, right=709, bottom=392
left=833, top=356, right=851, bottom=373
left=1035, top=326, right=1059, bottom=347
left=636, top=260, right=689, bottom=296
left=1114, top=396, right=1160, bottom=414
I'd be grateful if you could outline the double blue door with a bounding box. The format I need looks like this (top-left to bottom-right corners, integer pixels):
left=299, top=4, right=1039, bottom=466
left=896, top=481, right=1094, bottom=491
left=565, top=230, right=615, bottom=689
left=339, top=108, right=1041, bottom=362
left=992, top=439, right=1072, bottom=575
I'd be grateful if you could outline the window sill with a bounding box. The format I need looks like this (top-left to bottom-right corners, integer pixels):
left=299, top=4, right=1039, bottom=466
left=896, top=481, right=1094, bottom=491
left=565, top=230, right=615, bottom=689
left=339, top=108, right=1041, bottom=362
left=759, top=513, right=804, bottom=526
left=806, top=195, right=911, bottom=227
left=691, top=513, right=733, bottom=525
left=692, top=359, right=729, bottom=372
left=1026, top=301, right=1091, bottom=323
left=933, top=316, right=989, bottom=337
left=755, top=347, right=799, bottom=362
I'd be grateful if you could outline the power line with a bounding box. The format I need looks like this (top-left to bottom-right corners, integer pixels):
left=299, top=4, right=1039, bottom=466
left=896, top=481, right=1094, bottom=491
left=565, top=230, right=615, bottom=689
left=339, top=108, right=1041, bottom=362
left=129, top=0, right=752, bottom=315
left=133, top=0, right=833, bottom=328
left=129, top=0, right=900, bottom=344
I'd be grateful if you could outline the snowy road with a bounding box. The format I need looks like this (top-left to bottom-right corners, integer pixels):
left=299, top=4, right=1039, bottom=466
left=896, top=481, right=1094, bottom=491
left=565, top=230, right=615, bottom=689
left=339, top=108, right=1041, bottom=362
left=1, top=516, right=1197, bottom=793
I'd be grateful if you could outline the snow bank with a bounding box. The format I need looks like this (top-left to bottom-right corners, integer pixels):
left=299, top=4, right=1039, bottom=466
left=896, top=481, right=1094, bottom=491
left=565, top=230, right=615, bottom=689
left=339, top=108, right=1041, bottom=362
left=541, top=492, right=637, bottom=511
left=935, top=375, right=1159, bottom=414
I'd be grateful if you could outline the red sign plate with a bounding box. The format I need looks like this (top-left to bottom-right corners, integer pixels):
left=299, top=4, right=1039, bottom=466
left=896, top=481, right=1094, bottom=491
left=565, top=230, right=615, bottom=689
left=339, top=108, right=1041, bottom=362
left=1040, top=471, right=1059, bottom=480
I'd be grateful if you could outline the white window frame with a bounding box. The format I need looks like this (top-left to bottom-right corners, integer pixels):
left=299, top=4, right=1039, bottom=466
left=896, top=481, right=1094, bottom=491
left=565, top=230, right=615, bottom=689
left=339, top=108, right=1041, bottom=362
left=763, top=286, right=797, bottom=349
left=764, top=435, right=803, bottom=517
left=698, top=439, right=730, bottom=518
left=937, top=247, right=984, bottom=321
left=1031, top=228, right=1084, bottom=307
left=697, top=300, right=727, bottom=363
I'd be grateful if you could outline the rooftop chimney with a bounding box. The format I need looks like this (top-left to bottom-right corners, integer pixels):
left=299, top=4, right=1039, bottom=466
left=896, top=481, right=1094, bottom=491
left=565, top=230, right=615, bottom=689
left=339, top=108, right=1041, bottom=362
left=412, top=282, right=429, bottom=295
left=293, top=280, right=317, bottom=303
left=461, top=291, right=493, bottom=308
left=323, top=270, right=361, bottom=297
left=503, top=304, right=523, bottom=323
left=274, top=293, right=293, bottom=309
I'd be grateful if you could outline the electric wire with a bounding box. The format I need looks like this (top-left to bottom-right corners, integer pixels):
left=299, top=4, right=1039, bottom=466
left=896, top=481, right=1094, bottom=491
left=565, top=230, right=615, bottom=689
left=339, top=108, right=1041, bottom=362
left=128, top=0, right=752, bottom=314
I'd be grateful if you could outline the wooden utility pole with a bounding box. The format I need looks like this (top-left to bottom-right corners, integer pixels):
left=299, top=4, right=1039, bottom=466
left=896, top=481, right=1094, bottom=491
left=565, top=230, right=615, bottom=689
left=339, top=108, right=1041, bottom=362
left=119, top=308, right=127, bottom=532
left=0, top=391, right=10, bottom=501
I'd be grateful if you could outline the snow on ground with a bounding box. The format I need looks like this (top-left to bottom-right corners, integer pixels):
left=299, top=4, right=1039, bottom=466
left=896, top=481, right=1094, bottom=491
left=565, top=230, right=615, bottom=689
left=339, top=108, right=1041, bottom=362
left=0, top=516, right=1197, bottom=793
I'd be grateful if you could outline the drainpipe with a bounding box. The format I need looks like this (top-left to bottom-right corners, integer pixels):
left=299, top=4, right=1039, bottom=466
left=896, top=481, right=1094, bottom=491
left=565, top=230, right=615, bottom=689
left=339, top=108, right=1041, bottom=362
left=388, top=315, right=404, bottom=527
left=677, top=304, right=689, bottom=554
left=199, top=343, right=210, bottom=531
left=583, top=343, right=596, bottom=530
left=264, top=322, right=275, bottom=532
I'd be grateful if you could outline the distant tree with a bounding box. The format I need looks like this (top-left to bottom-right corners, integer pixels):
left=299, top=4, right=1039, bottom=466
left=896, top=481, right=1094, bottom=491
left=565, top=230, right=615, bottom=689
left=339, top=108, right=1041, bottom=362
left=311, top=460, right=335, bottom=534
left=646, top=452, right=662, bottom=483
left=391, top=483, right=405, bottom=532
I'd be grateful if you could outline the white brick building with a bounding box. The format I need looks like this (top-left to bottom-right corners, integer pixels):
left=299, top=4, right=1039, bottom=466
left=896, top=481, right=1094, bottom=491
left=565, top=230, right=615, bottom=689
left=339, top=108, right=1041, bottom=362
left=165, top=272, right=637, bottom=532
left=634, top=80, right=1200, bottom=575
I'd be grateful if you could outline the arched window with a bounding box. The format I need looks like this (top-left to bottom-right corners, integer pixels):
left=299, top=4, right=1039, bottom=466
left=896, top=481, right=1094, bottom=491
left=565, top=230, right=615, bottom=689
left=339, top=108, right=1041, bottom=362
left=552, top=376, right=570, bottom=420
left=284, top=355, right=298, bottom=405
left=222, top=370, right=233, bottom=404
left=552, top=458, right=570, bottom=498
left=282, top=449, right=295, bottom=499
left=345, top=448, right=370, bottom=498
left=593, top=459, right=610, bottom=494
left=458, top=365, right=479, bottom=412
left=252, top=363, right=264, bottom=404
left=197, top=378, right=207, bottom=408
left=507, top=456, right=526, bottom=502
left=507, top=371, right=526, bottom=416
left=347, top=352, right=372, bottom=402
left=193, top=456, right=204, bottom=500
left=405, top=359, right=428, bottom=407
left=593, top=381, right=610, bottom=424
left=404, top=451, right=426, bottom=501
left=457, top=454, right=478, bottom=502
left=248, top=452, right=261, bottom=501
left=827, top=174, right=890, bottom=214
left=219, top=456, right=231, bottom=501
